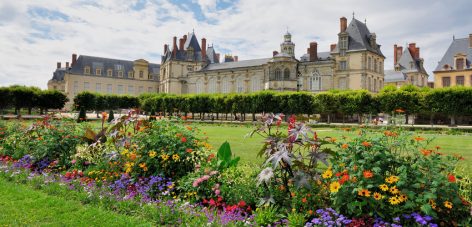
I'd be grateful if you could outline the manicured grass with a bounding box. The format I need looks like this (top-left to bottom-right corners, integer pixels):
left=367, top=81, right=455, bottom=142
left=194, top=124, right=472, bottom=172
left=0, top=178, right=151, bottom=226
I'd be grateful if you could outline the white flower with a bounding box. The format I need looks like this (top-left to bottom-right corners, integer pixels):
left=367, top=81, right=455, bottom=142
left=257, top=167, right=274, bottom=185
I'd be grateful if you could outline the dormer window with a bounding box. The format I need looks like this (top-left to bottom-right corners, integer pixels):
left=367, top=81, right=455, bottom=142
left=84, top=66, right=90, bottom=74
left=456, top=58, right=464, bottom=70
left=128, top=71, right=134, bottom=78
left=95, top=68, right=101, bottom=75
left=118, top=71, right=123, bottom=77
left=139, top=71, right=144, bottom=78
left=107, top=69, right=113, bottom=77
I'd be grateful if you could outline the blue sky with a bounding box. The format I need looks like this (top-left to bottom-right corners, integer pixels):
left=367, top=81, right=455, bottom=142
left=0, top=0, right=472, bottom=88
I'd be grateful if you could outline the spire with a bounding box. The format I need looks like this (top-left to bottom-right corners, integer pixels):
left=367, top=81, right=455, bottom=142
left=352, top=11, right=355, bottom=19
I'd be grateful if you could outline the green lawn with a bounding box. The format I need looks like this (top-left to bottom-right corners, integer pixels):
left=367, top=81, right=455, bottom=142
left=195, top=124, right=472, bottom=172
left=0, top=178, right=151, bottom=226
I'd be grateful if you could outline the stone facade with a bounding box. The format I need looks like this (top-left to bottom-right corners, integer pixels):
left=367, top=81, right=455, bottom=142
left=433, top=34, right=472, bottom=88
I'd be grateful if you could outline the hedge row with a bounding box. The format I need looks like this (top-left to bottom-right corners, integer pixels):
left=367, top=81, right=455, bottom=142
left=0, top=85, right=68, bottom=115
left=73, top=85, right=472, bottom=125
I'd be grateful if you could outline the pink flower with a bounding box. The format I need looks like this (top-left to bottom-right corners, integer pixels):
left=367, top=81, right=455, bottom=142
left=215, top=189, right=220, bottom=195
left=71, top=159, right=76, bottom=164
left=201, top=175, right=210, bottom=181
left=192, top=180, right=199, bottom=187
left=214, top=183, right=220, bottom=189
left=209, top=170, right=219, bottom=176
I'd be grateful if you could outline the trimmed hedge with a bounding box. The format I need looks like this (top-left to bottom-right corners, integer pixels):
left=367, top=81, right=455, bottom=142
left=0, top=85, right=68, bottom=115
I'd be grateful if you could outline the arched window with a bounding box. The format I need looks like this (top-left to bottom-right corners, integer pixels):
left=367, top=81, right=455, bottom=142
left=368, top=57, right=371, bottom=70
left=251, top=76, right=261, bottom=92
left=221, top=77, right=230, bottom=93
left=374, top=59, right=378, bottom=73
left=275, top=68, right=282, bottom=81
left=196, top=79, right=203, bottom=94
left=208, top=77, right=217, bottom=93
left=284, top=68, right=290, bottom=80
left=373, top=78, right=377, bottom=92
left=236, top=77, right=244, bottom=93
left=368, top=77, right=372, bottom=91
left=310, top=71, right=322, bottom=91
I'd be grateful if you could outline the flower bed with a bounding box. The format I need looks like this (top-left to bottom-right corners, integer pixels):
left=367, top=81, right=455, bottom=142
left=0, top=112, right=471, bottom=226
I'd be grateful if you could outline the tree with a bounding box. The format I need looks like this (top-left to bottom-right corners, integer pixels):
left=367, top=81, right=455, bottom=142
left=10, top=86, right=38, bottom=115
left=38, top=90, right=68, bottom=114
left=315, top=92, right=339, bottom=124
left=0, top=87, right=12, bottom=114
left=73, top=91, right=96, bottom=111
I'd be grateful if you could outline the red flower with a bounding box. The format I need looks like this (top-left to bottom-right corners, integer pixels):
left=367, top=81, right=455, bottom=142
left=209, top=198, right=216, bottom=206
left=238, top=200, right=246, bottom=207
left=448, top=174, right=456, bottom=183
left=361, top=141, right=371, bottom=147
left=186, top=148, right=193, bottom=153
left=335, top=172, right=342, bottom=177
left=301, top=197, right=307, bottom=203
left=339, top=174, right=350, bottom=184
left=181, top=137, right=187, bottom=143
left=202, top=198, right=208, bottom=204
left=363, top=170, right=374, bottom=179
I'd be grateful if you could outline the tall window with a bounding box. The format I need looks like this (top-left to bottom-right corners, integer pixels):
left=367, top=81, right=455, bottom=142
left=374, top=59, right=378, bottom=73
left=310, top=71, right=322, bottom=91
left=95, top=83, right=101, bottom=92
left=107, top=84, right=112, bottom=93
left=117, top=85, right=124, bottom=94
left=128, top=85, right=134, bottom=94
left=456, top=58, right=464, bottom=70
left=221, top=77, right=230, bottom=93
left=84, top=67, right=90, bottom=74
left=442, top=77, right=451, bottom=87
left=107, top=69, right=112, bottom=77
left=73, top=81, right=78, bottom=95
left=373, top=78, right=377, bottom=92
left=275, top=69, right=282, bottom=81
left=208, top=77, right=217, bottom=93
left=236, top=77, right=244, bottom=93
left=339, top=77, right=347, bottom=90
left=456, top=76, right=464, bottom=86
left=95, top=68, right=101, bottom=75
left=139, top=71, right=144, bottom=78
left=368, top=77, right=372, bottom=91
left=284, top=68, right=290, bottom=80
left=251, top=76, right=261, bottom=92
left=339, top=61, right=347, bottom=70
left=367, top=57, right=371, bottom=70
left=196, top=79, right=204, bottom=94
left=84, top=82, right=90, bottom=90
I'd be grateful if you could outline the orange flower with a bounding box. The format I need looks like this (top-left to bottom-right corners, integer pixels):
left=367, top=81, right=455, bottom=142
left=308, top=210, right=313, bottom=215
left=362, top=141, right=371, bottom=147
left=129, top=153, right=137, bottom=161
left=301, top=197, right=307, bottom=203
left=358, top=189, right=371, bottom=197
left=448, top=174, right=456, bottom=183
left=186, top=148, right=193, bottom=153
left=339, top=174, right=349, bottom=184
left=363, top=170, right=374, bottom=179
left=328, top=137, right=337, bottom=143
left=341, top=144, right=349, bottom=149
left=414, top=136, right=425, bottom=142
left=291, top=192, right=296, bottom=197
left=420, top=149, right=432, bottom=156
left=181, top=137, right=187, bottom=143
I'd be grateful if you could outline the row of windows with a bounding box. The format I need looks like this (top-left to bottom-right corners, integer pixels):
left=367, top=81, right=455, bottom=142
left=273, top=68, right=290, bottom=81
left=196, top=77, right=262, bottom=94
left=83, top=67, right=153, bottom=79
left=367, top=57, right=383, bottom=73
left=442, top=75, right=472, bottom=87
left=72, top=81, right=154, bottom=95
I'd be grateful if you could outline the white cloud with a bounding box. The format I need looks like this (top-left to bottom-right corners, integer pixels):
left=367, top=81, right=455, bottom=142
left=0, top=0, right=471, bottom=88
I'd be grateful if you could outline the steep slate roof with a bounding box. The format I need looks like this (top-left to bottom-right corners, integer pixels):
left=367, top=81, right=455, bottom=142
left=435, top=38, right=472, bottom=71
left=162, top=32, right=207, bottom=63
left=300, top=51, right=332, bottom=62
left=335, top=18, right=384, bottom=57
left=396, top=48, right=427, bottom=74
left=206, top=46, right=219, bottom=63
left=384, top=70, right=407, bottom=82
left=53, top=55, right=160, bottom=81
left=200, top=58, right=271, bottom=71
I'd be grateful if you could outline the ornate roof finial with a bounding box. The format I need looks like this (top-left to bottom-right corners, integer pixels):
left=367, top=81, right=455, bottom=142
left=364, top=18, right=367, bottom=25
left=352, top=11, right=355, bottom=19
left=453, top=35, right=455, bottom=40
left=192, top=28, right=195, bottom=33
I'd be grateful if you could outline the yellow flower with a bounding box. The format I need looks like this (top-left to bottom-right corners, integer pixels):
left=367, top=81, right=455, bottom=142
left=379, top=184, right=389, bottom=191
left=389, top=186, right=399, bottom=195
left=172, top=154, right=180, bottom=161
left=385, top=175, right=399, bottom=184
left=398, top=194, right=408, bottom=202
left=161, top=154, right=170, bottom=161
left=121, top=149, right=129, bottom=156
left=329, top=181, right=341, bottom=193
left=389, top=196, right=401, bottom=205
left=322, top=168, right=333, bottom=179
left=373, top=192, right=382, bottom=200
left=149, top=151, right=157, bottom=158
left=444, top=201, right=453, bottom=209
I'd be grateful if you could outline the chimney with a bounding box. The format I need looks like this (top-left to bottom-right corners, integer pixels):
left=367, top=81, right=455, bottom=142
left=330, top=44, right=337, bottom=52
left=415, top=47, right=420, bottom=59
left=66, top=62, right=69, bottom=68
left=72, top=53, right=77, bottom=66
left=469, top=34, right=472, bottom=48
left=309, top=42, right=318, bottom=62
left=273, top=50, right=279, bottom=56
left=340, top=17, right=347, bottom=33
left=215, top=53, right=220, bottom=63
left=394, top=44, right=398, bottom=65
left=234, top=56, right=238, bottom=62
left=57, top=62, right=61, bottom=69
left=183, top=34, right=187, bottom=43
left=408, top=43, right=416, bottom=59
left=179, top=38, right=184, bottom=50
left=172, top=36, right=177, bottom=57
left=201, top=38, right=207, bottom=60
left=307, top=48, right=310, bottom=54
left=164, top=44, right=168, bottom=54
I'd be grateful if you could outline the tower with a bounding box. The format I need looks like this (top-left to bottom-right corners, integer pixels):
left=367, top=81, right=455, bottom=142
left=280, top=31, right=295, bottom=57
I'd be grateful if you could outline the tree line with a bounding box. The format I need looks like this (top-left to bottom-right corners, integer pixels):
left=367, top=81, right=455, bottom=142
left=72, top=85, right=472, bottom=125
left=0, top=85, right=68, bottom=115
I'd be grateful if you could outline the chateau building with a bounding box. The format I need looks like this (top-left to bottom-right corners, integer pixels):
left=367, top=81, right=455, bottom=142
left=384, top=43, right=429, bottom=88
left=49, top=16, right=385, bottom=109
left=161, top=16, right=385, bottom=94
left=48, top=54, right=159, bottom=108
left=433, top=34, right=472, bottom=88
